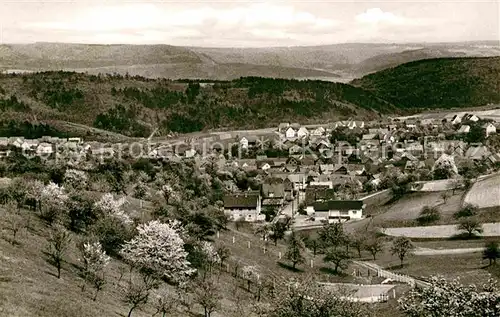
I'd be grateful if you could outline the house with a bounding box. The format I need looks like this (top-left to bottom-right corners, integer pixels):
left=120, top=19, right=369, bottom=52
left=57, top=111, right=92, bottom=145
left=285, top=127, right=296, bottom=139
left=68, top=137, right=83, bottom=144
left=223, top=192, right=263, bottom=222
left=405, top=160, right=425, bottom=171
left=262, top=180, right=285, bottom=198
left=488, top=153, right=500, bottom=165
left=319, top=164, right=335, bottom=175
left=289, top=144, right=303, bottom=155
left=278, top=123, right=290, bottom=134
left=239, top=136, right=250, bottom=149
left=311, top=127, right=326, bottom=136
left=36, top=143, right=54, bottom=155
left=405, top=119, right=417, bottom=128
left=463, top=114, right=480, bottom=122
left=297, top=127, right=309, bottom=139
left=450, top=114, right=463, bottom=125
left=362, top=134, right=377, bottom=140
left=457, top=125, right=470, bottom=134
left=483, top=123, right=496, bottom=137
left=287, top=173, right=307, bottom=191
left=465, top=146, right=491, bottom=161
left=307, top=200, right=364, bottom=222
left=0, top=137, right=9, bottom=147
left=185, top=148, right=197, bottom=158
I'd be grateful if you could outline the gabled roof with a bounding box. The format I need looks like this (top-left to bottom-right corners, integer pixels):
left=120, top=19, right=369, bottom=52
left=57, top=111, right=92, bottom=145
left=223, top=193, right=260, bottom=208
left=313, top=200, right=363, bottom=211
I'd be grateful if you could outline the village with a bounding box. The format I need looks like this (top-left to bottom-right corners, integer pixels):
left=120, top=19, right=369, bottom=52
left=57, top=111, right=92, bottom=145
left=1, top=111, right=499, bottom=229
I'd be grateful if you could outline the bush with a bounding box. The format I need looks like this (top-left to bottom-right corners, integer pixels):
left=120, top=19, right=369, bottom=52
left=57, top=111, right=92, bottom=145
left=90, top=215, right=134, bottom=257
left=453, top=203, right=479, bottom=219
left=416, top=206, right=441, bottom=225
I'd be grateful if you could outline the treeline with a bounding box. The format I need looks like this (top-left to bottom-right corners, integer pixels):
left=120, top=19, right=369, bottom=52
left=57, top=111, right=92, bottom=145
left=93, top=105, right=150, bottom=137
left=354, top=57, right=500, bottom=109
left=0, top=120, right=70, bottom=138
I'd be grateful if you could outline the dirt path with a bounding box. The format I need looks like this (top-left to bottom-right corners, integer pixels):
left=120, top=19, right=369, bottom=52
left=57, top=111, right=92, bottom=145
left=413, top=247, right=483, bottom=256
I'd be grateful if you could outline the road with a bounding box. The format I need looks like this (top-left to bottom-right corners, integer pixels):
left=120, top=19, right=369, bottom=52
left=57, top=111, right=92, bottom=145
left=382, top=222, right=500, bottom=239
left=413, top=247, right=484, bottom=256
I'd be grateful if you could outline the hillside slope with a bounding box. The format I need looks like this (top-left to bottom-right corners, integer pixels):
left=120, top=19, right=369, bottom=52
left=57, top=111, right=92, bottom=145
left=352, top=57, right=500, bottom=109
left=0, top=72, right=393, bottom=137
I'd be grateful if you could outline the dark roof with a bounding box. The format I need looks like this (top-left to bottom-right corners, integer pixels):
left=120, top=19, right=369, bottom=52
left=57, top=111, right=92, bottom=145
left=223, top=193, right=260, bottom=208
left=313, top=200, right=363, bottom=212
left=262, top=183, right=285, bottom=198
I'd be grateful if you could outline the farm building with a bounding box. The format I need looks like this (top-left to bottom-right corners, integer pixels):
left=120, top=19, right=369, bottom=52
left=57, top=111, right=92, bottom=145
left=307, top=200, right=364, bottom=222
left=223, top=191, right=263, bottom=222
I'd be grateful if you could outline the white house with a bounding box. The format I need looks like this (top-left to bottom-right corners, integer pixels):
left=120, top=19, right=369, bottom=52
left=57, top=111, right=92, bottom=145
left=68, top=137, right=83, bottom=144
left=36, top=143, right=54, bottom=155
left=483, top=123, right=497, bottom=137
left=239, top=137, right=249, bottom=149
left=307, top=200, right=364, bottom=222
left=457, top=125, right=470, bottom=134
left=450, top=114, right=463, bottom=125
left=223, top=192, right=263, bottom=222
left=297, top=127, right=309, bottom=138
left=311, top=127, right=325, bottom=136
left=285, top=127, right=296, bottom=139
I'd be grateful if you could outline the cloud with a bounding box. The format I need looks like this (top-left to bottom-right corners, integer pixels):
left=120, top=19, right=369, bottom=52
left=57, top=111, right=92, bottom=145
left=26, top=3, right=339, bottom=42
left=355, top=8, right=410, bottom=25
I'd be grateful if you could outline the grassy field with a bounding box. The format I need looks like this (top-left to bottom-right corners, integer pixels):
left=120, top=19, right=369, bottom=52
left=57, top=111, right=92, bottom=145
left=464, top=174, right=500, bottom=209
left=368, top=245, right=499, bottom=286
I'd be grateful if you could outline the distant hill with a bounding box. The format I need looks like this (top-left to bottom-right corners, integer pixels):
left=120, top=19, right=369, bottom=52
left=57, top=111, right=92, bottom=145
left=2, top=42, right=498, bottom=81
left=352, top=48, right=466, bottom=75
left=352, top=57, right=500, bottom=109
left=0, top=72, right=394, bottom=137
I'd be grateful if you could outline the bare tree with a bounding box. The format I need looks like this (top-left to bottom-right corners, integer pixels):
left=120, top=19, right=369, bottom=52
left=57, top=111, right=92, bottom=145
left=390, top=236, right=414, bottom=267
left=193, top=278, right=221, bottom=317
left=123, top=273, right=160, bottom=317
left=152, top=289, right=178, bottom=317
left=46, top=225, right=71, bottom=278
left=457, top=217, right=483, bottom=238
left=4, top=205, right=25, bottom=244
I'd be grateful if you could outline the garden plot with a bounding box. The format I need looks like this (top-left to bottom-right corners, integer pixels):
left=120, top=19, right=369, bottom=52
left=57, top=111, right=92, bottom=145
left=382, top=222, right=500, bottom=238
left=464, top=174, right=500, bottom=208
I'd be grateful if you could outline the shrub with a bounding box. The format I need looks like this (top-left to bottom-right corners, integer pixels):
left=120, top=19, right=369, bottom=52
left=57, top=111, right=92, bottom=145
left=416, top=206, right=441, bottom=225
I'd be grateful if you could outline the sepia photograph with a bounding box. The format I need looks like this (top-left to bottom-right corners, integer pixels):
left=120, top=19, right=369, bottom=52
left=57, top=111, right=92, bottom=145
left=0, top=0, right=499, bottom=316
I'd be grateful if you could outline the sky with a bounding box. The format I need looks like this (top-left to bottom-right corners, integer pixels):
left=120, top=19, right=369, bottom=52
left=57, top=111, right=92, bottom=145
left=0, top=0, right=498, bottom=47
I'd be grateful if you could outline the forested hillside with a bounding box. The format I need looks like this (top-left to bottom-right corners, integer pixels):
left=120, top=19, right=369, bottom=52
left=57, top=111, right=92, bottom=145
left=352, top=57, right=500, bottom=109
left=0, top=72, right=393, bottom=137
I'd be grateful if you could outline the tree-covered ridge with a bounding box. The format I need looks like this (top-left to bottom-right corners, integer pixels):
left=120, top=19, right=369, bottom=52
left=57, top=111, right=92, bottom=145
left=352, top=57, right=500, bottom=109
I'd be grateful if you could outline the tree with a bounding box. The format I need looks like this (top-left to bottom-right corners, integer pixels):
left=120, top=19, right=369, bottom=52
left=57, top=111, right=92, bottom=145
left=63, top=169, right=88, bottom=190
left=303, top=235, right=321, bottom=257
left=254, top=223, right=270, bottom=240
left=285, top=231, right=305, bottom=269
left=457, top=217, right=483, bottom=238
left=40, top=181, right=69, bottom=224
left=78, top=241, right=110, bottom=298
left=365, top=237, right=384, bottom=260
left=483, top=241, right=500, bottom=266
left=241, top=265, right=260, bottom=291
left=318, top=222, right=348, bottom=251
left=270, top=221, right=287, bottom=246
left=193, top=277, right=221, bottom=317
left=234, top=216, right=245, bottom=231
left=94, top=193, right=132, bottom=225
left=349, top=232, right=366, bottom=258
left=262, top=205, right=278, bottom=222
left=123, top=273, right=160, bottom=317
left=269, top=278, right=368, bottom=317
left=323, top=247, right=351, bottom=274
left=4, top=203, right=25, bottom=244
left=440, top=191, right=451, bottom=203
left=153, top=289, right=178, bottom=317
left=399, top=276, right=500, bottom=317
left=432, top=154, right=458, bottom=180
left=46, top=224, right=72, bottom=278
left=454, top=203, right=479, bottom=219
left=121, top=220, right=195, bottom=283
left=215, top=244, right=230, bottom=268
left=390, top=236, right=414, bottom=267
left=416, top=206, right=441, bottom=225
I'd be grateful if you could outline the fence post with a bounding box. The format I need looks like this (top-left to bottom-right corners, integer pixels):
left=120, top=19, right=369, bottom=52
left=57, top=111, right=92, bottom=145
left=248, top=241, right=251, bottom=249
left=393, top=289, right=396, bottom=298
left=217, top=231, right=220, bottom=238
left=278, top=252, right=282, bottom=259
left=310, top=259, right=314, bottom=268
left=232, top=236, right=235, bottom=244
